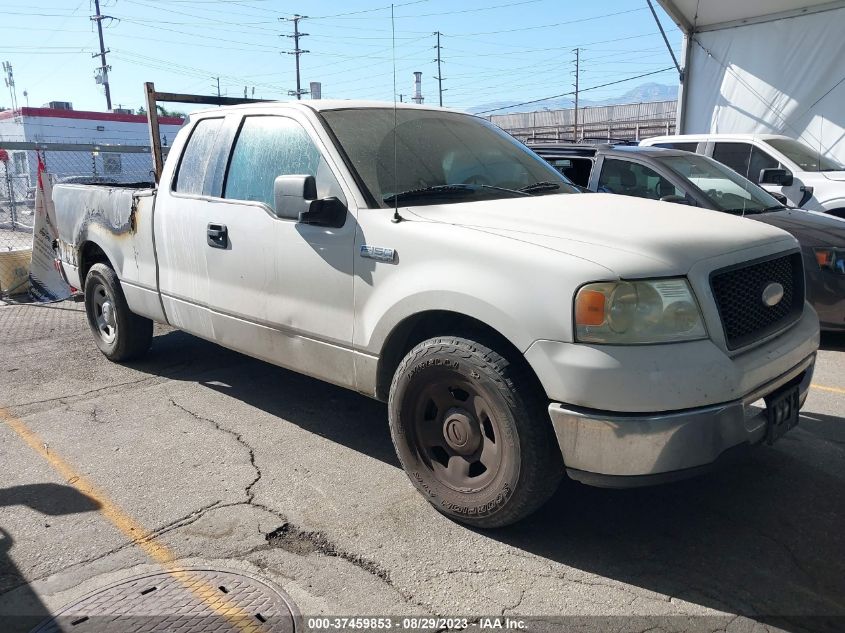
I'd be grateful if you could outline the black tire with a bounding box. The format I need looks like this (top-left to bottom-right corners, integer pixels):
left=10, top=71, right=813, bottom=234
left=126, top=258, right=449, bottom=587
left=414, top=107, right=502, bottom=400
left=84, top=263, right=152, bottom=361
left=388, top=336, right=563, bottom=528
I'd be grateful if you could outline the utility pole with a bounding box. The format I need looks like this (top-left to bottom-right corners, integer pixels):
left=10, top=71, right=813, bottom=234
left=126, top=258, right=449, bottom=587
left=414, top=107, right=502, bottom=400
left=91, top=0, right=112, bottom=111
left=2, top=62, right=18, bottom=113
left=215, top=77, right=221, bottom=98
left=572, top=47, right=580, bottom=142
left=282, top=15, right=309, bottom=100
left=433, top=31, right=444, bottom=107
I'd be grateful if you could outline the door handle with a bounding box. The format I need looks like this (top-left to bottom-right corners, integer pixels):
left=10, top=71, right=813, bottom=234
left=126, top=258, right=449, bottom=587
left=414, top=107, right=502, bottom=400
left=207, top=223, right=228, bottom=249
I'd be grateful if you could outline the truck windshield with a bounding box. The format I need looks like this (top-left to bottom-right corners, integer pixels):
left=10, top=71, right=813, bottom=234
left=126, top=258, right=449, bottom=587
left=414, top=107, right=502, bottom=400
left=320, top=108, right=577, bottom=208
left=657, top=153, right=784, bottom=214
left=765, top=138, right=845, bottom=172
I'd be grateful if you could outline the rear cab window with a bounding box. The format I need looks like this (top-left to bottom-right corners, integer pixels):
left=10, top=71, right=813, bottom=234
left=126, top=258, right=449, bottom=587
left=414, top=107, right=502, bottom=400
left=173, top=117, right=225, bottom=195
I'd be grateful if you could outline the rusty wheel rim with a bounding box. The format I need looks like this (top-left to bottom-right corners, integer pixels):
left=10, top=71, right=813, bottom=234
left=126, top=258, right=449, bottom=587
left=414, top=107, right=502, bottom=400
left=406, top=369, right=503, bottom=493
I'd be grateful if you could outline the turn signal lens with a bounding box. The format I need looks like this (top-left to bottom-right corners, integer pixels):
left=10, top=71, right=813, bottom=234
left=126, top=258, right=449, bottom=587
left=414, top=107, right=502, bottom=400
left=574, top=289, right=606, bottom=326
left=814, top=247, right=845, bottom=274
left=575, top=278, right=707, bottom=344
left=816, top=249, right=833, bottom=268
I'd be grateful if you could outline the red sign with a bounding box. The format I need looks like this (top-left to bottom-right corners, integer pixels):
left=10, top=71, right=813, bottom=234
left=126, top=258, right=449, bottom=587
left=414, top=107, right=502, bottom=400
left=0, top=149, right=9, bottom=162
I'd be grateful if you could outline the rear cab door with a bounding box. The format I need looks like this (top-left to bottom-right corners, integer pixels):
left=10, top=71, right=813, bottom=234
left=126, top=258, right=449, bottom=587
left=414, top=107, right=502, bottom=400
left=154, top=113, right=233, bottom=340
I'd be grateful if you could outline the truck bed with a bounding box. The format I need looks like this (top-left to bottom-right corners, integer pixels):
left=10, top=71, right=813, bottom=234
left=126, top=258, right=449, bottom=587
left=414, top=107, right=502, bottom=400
left=53, top=182, right=162, bottom=320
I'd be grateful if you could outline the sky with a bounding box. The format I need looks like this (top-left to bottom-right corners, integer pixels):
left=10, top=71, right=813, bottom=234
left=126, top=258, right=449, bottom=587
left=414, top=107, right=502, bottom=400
left=0, top=0, right=683, bottom=114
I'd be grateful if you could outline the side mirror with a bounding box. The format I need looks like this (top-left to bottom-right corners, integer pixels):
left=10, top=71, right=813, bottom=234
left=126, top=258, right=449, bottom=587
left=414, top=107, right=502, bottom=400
left=759, top=168, right=793, bottom=187
left=299, top=197, right=347, bottom=228
left=274, top=174, right=317, bottom=220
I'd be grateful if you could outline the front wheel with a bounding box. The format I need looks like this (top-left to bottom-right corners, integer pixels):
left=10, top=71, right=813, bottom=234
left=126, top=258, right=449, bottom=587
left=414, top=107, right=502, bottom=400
left=84, top=263, right=152, bottom=361
left=388, top=336, right=562, bottom=528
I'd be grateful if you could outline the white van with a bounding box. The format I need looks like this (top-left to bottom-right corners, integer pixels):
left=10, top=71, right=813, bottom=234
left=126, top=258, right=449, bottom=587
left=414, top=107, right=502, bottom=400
left=641, top=134, right=845, bottom=218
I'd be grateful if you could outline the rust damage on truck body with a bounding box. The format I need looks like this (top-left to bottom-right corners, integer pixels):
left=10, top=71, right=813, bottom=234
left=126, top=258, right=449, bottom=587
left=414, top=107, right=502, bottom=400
left=53, top=184, right=152, bottom=273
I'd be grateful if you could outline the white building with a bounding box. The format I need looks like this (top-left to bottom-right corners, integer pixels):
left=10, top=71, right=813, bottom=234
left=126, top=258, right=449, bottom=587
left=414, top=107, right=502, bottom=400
left=0, top=105, right=185, bottom=185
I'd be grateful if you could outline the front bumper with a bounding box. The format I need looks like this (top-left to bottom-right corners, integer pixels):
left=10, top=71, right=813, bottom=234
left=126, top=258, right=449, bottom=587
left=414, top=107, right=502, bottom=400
left=548, top=353, right=815, bottom=487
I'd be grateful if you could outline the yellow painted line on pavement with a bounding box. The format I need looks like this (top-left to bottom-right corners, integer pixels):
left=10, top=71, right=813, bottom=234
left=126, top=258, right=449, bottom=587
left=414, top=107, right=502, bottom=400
left=811, top=383, right=845, bottom=395
left=0, top=407, right=262, bottom=632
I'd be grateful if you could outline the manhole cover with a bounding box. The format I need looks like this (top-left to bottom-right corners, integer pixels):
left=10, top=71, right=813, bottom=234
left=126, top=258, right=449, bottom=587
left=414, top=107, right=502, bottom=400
left=31, top=568, right=298, bottom=633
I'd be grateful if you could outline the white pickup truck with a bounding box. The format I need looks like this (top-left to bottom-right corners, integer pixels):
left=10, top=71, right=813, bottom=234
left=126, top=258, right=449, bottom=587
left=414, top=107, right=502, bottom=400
left=642, top=133, right=845, bottom=217
left=54, top=101, right=819, bottom=527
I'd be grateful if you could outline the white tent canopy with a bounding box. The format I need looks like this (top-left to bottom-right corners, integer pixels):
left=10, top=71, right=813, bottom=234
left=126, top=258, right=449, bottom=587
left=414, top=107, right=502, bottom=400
left=657, top=0, right=845, bottom=162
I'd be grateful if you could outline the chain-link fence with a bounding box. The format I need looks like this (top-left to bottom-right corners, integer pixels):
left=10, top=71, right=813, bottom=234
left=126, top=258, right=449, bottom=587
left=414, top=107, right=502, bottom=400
left=1, top=142, right=154, bottom=298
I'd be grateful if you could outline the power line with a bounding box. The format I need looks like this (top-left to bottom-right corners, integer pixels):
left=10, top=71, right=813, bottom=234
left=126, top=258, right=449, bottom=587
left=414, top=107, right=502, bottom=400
left=476, top=67, right=675, bottom=115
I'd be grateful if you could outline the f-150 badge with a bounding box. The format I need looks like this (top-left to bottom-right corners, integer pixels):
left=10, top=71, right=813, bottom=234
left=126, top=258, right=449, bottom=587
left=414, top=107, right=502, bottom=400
left=360, top=245, right=396, bottom=263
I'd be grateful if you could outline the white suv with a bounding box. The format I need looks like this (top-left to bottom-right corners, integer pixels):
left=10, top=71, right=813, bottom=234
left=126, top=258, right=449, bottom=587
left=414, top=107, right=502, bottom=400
left=642, top=134, right=845, bottom=218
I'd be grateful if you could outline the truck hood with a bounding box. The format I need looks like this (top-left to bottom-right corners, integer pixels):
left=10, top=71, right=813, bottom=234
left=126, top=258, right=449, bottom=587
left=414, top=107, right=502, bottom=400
left=748, top=208, right=845, bottom=248
left=405, top=193, right=796, bottom=277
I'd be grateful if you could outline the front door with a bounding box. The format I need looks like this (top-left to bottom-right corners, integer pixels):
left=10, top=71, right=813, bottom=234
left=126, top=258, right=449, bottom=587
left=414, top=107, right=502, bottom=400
left=202, top=113, right=357, bottom=387
left=711, top=141, right=804, bottom=206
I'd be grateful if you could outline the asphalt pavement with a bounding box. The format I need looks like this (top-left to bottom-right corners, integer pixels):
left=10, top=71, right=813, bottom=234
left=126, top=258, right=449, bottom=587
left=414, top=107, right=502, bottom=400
left=1, top=300, right=843, bottom=633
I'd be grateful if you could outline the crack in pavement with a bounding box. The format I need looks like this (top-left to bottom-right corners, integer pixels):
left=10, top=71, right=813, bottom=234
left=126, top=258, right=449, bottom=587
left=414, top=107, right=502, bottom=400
left=168, top=397, right=261, bottom=503
left=265, top=522, right=391, bottom=583
left=7, top=360, right=196, bottom=412
left=500, top=588, right=525, bottom=616
left=162, top=398, right=427, bottom=604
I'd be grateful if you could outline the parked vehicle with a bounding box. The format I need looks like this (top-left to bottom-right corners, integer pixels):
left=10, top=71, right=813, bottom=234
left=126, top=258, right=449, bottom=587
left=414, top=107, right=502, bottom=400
left=53, top=102, right=819, bottom=527
left=530, top=143, right=845, bottom=331
left=640, top=134, right=845, bottom=218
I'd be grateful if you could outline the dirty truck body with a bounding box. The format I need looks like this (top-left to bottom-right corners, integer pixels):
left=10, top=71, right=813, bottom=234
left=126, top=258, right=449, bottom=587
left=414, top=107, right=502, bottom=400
left=53, top=101, right=820, bottom=527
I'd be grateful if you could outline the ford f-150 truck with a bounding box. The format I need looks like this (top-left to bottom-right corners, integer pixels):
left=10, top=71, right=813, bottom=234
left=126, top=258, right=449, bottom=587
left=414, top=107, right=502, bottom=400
left=53, top=101, right=820, bottom=528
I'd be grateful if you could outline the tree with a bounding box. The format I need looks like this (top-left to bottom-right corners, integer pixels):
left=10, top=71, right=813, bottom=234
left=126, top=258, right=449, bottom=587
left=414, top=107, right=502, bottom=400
left=137, top=105, right=186, bottom=119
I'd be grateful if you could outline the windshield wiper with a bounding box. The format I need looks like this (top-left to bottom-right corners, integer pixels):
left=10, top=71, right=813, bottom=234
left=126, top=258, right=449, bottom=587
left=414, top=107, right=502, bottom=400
left=383, top=183, right=528, bottom=205
left=519, top=181, right=561, bottom=194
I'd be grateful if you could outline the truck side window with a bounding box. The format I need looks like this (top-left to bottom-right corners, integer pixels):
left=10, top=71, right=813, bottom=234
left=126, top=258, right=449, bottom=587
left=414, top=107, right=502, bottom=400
left=747, top=146, right=780, bottom=184
left=598, top=158, right=685, bottom=200
left=546, top=157, right=592, bottom=187
left=224, top=116, right=345, bottom=208
left=173, top=117, right=224, bottom=195
left=712, top=142, right=752, bottom=180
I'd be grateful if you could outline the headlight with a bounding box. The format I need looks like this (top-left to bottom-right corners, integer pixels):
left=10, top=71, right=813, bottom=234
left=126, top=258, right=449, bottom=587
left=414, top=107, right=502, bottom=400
left=575, top=278, right=707, bottom=344
left=814, top=247, right=845, bottom=274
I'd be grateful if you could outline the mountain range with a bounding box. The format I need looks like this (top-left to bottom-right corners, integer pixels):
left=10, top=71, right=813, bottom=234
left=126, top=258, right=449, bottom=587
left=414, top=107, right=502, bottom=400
left=467, top=82, right=678, bottom=115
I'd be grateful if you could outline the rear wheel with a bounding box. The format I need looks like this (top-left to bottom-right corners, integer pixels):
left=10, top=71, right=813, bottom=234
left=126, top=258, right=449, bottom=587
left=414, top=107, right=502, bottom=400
left=388, top=336, right=562, bottom=528
left=84, top=263, right=152, bottom=361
